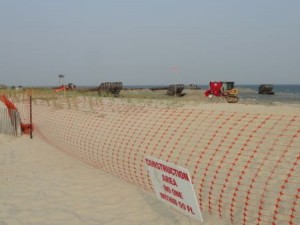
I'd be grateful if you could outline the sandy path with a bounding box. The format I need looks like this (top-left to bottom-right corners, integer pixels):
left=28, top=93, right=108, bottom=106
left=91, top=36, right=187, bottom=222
left=0, top=135, right=223, bottom=225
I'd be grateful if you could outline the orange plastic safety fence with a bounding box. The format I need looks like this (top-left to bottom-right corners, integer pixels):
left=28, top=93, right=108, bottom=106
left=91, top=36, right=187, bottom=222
left=15, top=97, right=300, bottom=225
left=1, top=95, right=32, bottom=134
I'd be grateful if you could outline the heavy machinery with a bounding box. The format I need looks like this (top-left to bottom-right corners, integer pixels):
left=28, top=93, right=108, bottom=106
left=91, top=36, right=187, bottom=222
left=204, top=81, right=239, bottom=103
left=97, top=82, right=123, bottom=97
left=167, top=84, right=185, bottom=97
left=258, top=84, right=274, bottom=94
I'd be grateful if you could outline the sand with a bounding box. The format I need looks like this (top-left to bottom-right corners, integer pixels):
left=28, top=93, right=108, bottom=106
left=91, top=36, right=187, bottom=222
left=1, top=94, right=300, bottom=225
left=0, top=134, right=225, bottom=225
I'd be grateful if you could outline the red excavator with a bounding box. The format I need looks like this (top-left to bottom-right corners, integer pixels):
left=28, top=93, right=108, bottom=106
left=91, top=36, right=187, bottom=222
left=204, top=81, right=239, bottom=103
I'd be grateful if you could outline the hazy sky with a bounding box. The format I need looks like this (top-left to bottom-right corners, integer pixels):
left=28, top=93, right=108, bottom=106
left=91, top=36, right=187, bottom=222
left=1, top=0, right=299, bottom=86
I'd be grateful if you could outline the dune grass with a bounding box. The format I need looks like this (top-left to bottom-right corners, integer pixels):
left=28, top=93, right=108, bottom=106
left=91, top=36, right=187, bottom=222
left=1, top=87, right=207, bottom=111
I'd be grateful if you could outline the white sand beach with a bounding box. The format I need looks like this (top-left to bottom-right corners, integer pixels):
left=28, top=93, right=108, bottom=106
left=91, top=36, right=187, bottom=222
left=1, top=92, right=300, bottom=225
left=0, top=134, right=226, bottom=225
left=1, top=0, right=300, bottom=223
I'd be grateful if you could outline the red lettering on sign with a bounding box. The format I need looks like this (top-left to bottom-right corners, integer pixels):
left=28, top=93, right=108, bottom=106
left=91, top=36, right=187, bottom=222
left=187, top=205, right=195, bottom=215
left=163, top=185, right=171, bottom=193
left=160, top=192, right=178, bottom=206
left=178, top=201, right=187, bottom=210
left=172, top=189, right=183, bottom=199
left=162, top=175, right=178, bottom=186
left=145, top=158, right=190, bottom=181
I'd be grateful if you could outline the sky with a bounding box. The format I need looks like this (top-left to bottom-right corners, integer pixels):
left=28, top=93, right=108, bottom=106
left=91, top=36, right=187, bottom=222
left=0, top=0, right=300, bottom=86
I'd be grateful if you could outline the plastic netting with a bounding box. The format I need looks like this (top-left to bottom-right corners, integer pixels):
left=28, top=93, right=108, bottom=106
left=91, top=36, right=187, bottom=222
left=14, top=96, right=300, bottom=225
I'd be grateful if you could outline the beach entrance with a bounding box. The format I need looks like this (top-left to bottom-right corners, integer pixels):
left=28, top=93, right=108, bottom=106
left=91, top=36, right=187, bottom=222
left=0, top=95, right=32, bottom=136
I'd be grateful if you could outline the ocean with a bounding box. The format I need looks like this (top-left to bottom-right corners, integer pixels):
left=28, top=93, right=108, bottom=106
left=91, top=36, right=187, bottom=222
left=234, top=84, right=300, bottom=104
left=195, top=84, right=299, bottom=104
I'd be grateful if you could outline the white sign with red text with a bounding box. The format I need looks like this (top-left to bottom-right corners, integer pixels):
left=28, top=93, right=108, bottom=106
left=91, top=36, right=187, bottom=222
left=145, top=156, right=203, bottom=222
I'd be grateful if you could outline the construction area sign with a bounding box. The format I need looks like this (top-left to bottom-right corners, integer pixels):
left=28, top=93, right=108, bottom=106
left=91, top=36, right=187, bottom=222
left=145, top=156, right=203, bottom=222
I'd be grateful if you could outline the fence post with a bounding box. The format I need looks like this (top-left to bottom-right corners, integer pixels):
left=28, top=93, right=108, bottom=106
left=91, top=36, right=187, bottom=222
left=26, top=89, right=33, bottom=139
left=30, top=95, right=33, bottom=139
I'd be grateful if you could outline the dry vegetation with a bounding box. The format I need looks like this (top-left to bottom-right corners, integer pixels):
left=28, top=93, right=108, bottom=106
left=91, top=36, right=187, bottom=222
left=1, top=87, right=212, bottom=110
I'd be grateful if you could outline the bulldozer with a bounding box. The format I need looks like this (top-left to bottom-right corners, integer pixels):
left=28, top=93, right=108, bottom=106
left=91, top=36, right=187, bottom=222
left=97, top=82, right=123, bottom=97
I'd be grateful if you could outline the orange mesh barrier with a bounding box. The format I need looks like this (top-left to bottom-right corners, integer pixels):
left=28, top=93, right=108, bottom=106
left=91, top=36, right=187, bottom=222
left=14, top=96, right=300, bottom=225
left=0, top=95, right=32, bottom=134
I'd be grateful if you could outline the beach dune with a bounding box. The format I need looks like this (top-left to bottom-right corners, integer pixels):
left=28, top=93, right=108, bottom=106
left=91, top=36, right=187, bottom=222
left=1, top=95, right=300, bottom=225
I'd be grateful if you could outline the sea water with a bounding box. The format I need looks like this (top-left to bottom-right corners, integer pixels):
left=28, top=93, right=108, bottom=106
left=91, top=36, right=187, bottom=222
left=236, top=85, right=300, bottom=105
left=195, top=84, right=299, bottom=104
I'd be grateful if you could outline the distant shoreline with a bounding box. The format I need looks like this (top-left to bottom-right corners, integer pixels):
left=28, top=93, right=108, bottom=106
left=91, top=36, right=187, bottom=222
left=4, top=84, right=299, bottom=92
